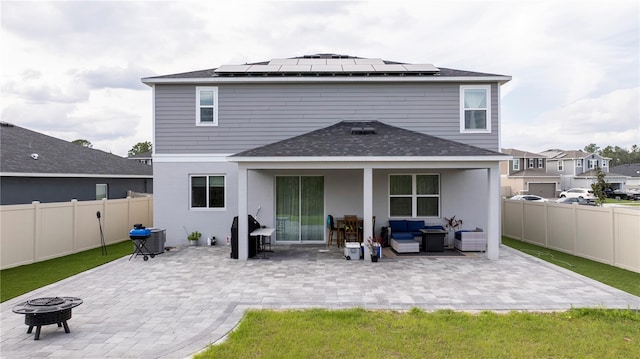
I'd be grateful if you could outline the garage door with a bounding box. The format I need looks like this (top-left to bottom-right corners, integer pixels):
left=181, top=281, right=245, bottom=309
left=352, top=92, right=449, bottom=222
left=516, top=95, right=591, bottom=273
left=528, top=183, right=556, bottom=198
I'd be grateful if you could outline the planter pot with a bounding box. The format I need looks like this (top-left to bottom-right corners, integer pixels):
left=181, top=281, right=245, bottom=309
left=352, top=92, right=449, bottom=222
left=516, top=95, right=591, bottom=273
left=188, top=240, right=198, bottom=246
left=371, top=255, right=378, bottom=262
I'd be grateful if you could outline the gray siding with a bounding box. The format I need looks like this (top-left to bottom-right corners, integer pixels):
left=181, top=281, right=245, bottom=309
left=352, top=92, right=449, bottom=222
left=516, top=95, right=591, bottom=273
left=0, top=177, right=152, bottom=205
left=154, top=82, right=500, bottom=154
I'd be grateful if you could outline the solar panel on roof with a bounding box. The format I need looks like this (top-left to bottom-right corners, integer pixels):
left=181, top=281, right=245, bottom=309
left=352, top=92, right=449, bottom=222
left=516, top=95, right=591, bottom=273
left=214, top=65, right=251, bottom=73
left=342, top=64, right=375, bottom=72
left=278, top=65, right=312, bottom=72
left=298, top=58, right=327, bottom=65
left=311, top=65, right=344, bottom=72
left=268, top=59, right=298, bottom=65
left=402, top=64, right=440, bottom=73
left=354, top=58, right=385, bottom=65
left=372, top=64, right=406, bottom=72
left=246, top=65, right=282, bottom=72
left=326, top=58, right=356, bottom=65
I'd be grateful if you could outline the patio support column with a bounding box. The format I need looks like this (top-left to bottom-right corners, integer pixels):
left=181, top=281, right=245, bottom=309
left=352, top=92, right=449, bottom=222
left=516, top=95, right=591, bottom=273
left=487, top=166, right=500, bottom=260
left=238, top=165, right=249, bottom=260
left=363, top=167, right=373, bottom=258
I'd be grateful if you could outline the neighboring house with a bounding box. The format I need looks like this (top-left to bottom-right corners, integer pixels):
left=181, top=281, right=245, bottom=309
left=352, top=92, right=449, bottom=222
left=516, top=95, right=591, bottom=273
left=128, top=151, right=153, bottom=165
left=0, top=122, right=153, bottom=205
left=540, top=149, right=627, bottom=191
left=609, top=163, right=640, bottom=188
left=142, top=54, right=511, bottom=260
left=500, top=148, right=559, bottom=198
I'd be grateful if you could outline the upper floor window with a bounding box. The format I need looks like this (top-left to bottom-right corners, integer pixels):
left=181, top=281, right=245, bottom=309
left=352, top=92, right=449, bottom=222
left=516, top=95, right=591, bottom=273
left=537, top=158, right=544, bottom=168
left=460, top=85, right=491, bottom=133
left=577, top=159, right=583, bottom=167
left=558, top=160, right=564, bottom=171
left=196, top=87, right=218, bottom=126
left=191, top=175, right=225, bottom=209
left=513, top=159, right=520, bottom=171
left=588, top=159, right=598, bottom=169
left=389, top=174, right=440, bottom=218
left=528, top=159, right=535, bottom=168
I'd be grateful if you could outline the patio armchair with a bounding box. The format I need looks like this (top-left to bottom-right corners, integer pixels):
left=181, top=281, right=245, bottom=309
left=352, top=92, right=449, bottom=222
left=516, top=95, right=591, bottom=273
left=453, top=228, right=486, bottom=252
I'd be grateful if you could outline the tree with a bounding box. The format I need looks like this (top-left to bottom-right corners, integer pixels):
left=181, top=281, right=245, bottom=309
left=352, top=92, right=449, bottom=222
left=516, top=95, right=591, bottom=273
left=590, top=168, right=608, bottom=206
left=128, top=141, right=152, bottom=157
left=583, top=143, right=599, bottom=154
left=72, top=139, right=92, bottom=148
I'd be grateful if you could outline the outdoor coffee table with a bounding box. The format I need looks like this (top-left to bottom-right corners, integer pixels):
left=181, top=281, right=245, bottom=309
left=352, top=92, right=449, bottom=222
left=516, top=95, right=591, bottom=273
left=419, top=229, right=447, bottom=252
left=13, top=297, right=83, bottom=340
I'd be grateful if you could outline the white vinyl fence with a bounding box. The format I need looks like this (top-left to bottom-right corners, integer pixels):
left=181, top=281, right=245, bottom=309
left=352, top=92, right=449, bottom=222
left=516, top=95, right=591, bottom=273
left=0, top=197, right=153, bottom=270
left=502, top=199, right=640, bottom=273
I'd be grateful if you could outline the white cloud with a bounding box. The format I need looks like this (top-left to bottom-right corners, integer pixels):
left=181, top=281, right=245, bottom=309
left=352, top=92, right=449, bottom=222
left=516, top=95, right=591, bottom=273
left=502, top=87, right=640, bottom=153
left=1, top=0, right=638, bottom=158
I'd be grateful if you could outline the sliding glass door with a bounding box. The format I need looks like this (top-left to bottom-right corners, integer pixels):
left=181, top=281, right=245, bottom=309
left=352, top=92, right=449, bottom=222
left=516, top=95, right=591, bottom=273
left=276, top=176, right=324, bottom=242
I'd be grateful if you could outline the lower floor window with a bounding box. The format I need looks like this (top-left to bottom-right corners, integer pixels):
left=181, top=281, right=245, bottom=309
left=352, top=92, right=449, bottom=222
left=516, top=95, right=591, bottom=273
left=389, top=174, right=440, bottom=217
left=191, top=175, right=225, bottom=208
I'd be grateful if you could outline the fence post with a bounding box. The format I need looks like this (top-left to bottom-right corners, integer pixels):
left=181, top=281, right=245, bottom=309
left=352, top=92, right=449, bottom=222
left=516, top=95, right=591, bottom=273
left=32, top=201, right=40, bottom=264
left=611, top=207, right=617, bottom=268
left=71, top=199, right=78, bottom=252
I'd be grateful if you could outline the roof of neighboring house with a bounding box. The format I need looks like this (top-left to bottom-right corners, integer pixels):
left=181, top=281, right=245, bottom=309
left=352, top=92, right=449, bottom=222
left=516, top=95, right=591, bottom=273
left=0, top=122, right=152, bottom=177
left=501, top=148, right=546, bottom=158
left=142, top=54, right=511, bottom=84
left=574, top=169, right=627, bottom=179
left=506, top=169, right=559, bottom=178
left=127, top=151, right=152, bottom=159
left=541, top=149, right=611, bottom=160
left=609, top=163, right=640, bottom=177
left=231, top=121, right=505, bottom=158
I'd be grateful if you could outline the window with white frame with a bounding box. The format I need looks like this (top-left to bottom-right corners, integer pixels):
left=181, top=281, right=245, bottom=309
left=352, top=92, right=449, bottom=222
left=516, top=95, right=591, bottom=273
left=558, top=160, right=564, bottom=171
left=588, top=159, right=598, bottom=169
left=577, top=159, right=583, bottom=167
left=528, top=159, right=535, bottom=168
left=196, top=86, right=218, bottom=126
left=537, top=158, right=544, bottom=168
left=602, top=160, right=608, bottom=167
left=460, top=85, right=491, bottom=133
left=190, top=175, right=225, bottom=209
left=513, top=159, right=520, bottom=171
left=96, top=184, right=108, bottom=200
left=389, top=174, right=440, bottom=217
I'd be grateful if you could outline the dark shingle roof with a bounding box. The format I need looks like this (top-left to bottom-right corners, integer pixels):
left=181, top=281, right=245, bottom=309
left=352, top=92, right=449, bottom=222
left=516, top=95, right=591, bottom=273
left=501, top=148, right=546, bottom=158
left=609, top=163, right=640, bottom=177
left=231, top=121, right=503, bottom=158
left=0, top=123, right=152, bottom=177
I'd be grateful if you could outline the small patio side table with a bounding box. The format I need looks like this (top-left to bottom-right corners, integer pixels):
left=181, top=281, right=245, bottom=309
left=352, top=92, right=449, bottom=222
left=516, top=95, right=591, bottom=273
left=419, top=229, right=447, bottom=252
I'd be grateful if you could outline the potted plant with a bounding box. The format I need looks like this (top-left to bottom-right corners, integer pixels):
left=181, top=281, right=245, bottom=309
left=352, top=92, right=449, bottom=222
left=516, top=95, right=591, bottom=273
left=444, top=216, right=463, bottom=248
left=188, top=230, right=201, bottom=246
left=366, top=236, right=382, bottom=262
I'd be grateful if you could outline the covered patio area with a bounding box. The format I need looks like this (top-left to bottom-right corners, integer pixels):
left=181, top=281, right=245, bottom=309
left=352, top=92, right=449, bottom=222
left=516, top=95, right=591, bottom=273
left=229, top=121, right=508, bottom=261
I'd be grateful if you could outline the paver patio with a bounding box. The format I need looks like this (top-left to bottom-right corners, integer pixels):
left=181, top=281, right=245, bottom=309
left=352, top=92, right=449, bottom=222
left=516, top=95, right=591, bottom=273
left=1, top=244, right=638, bottom=358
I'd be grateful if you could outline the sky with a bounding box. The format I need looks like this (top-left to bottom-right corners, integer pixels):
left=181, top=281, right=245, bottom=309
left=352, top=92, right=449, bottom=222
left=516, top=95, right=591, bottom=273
left=1, top=0, right=639, bottom=157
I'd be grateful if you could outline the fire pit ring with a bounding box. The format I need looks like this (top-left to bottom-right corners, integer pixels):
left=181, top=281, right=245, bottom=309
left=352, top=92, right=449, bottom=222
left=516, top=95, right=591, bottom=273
left=13, top=297, right=82, bottom=340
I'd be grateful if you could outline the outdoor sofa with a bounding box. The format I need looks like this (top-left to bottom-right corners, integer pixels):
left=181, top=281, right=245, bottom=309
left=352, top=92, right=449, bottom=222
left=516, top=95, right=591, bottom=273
left=385, top=220, right=445, bottom=253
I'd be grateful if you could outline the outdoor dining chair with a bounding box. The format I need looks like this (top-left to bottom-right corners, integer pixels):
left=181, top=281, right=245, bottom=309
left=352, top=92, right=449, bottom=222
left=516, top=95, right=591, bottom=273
left=342, top=215, right=359, bottom=243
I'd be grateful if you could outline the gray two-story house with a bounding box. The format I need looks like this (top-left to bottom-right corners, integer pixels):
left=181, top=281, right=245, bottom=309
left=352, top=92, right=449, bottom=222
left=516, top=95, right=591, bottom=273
left=142, top=54, right=511, bottom=260
left=541, top=149, right=627, bottom=191
left=500, top=148, right=559, bottom=198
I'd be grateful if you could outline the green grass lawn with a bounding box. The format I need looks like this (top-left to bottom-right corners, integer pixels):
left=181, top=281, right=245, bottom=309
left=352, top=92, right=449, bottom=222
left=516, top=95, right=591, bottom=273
left=0, top=241, right=131, bottom=302
left=502, top=237, right=640, bottom=297
left=604, top=198, right=640, bottom=206
left=195, top=308, right=640, bottom=358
